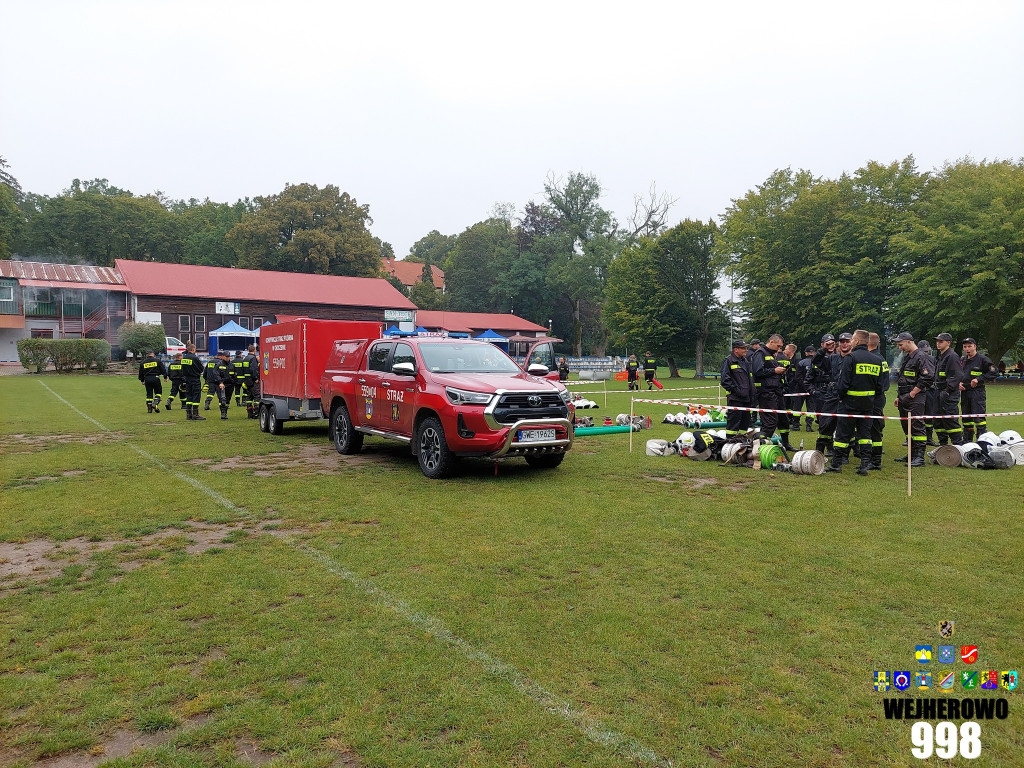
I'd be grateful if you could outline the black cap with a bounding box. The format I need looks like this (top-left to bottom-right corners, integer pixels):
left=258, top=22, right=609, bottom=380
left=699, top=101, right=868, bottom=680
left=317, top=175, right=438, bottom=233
left=749, top=338, right=762, bottom=345
left=821, top=333, right=835, bottom=343
left=962, top=337, right=977, bottom=345
left=732, top=339, right=748, bottom=348
left=804, top=345, right=815, bottom=354
left=895, top=331, right=915, bottom=342
left=838, top=332, right=853, bottom=341
left=935, top=332, right=953, bottom=342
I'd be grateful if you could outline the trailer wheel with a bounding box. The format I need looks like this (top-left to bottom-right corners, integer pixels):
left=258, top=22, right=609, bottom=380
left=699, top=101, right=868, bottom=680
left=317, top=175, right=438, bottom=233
left=258, top=404, right=270, bottom=433
left=267, top=406, right=283, bottom=435
left=331, top=404, right=363, bottom=454
left=525, top=453, right=565, bottom=469
left=416, top=416, right=455, bottom=479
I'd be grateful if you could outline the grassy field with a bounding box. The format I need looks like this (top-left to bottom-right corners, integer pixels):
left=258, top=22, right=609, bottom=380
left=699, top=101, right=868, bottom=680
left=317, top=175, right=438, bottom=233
left=2, top=371, right=1023, bottom=767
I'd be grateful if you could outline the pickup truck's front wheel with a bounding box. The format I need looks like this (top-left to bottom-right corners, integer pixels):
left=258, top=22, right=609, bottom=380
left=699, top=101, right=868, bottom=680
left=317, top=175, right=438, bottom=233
left=417, top=416, right=455, bottom=479
left=332, top=404, right=363, bottom=455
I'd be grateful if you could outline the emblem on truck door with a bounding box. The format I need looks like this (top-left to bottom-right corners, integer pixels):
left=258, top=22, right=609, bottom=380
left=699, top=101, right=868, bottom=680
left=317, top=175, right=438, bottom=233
left=365, top=397, right=373, bottom=420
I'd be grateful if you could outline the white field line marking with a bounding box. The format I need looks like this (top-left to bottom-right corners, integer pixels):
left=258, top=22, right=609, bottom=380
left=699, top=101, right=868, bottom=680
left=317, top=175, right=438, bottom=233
left=38, top=381, right=242, bottom=513
left=38, top=381, right=674, bottom=768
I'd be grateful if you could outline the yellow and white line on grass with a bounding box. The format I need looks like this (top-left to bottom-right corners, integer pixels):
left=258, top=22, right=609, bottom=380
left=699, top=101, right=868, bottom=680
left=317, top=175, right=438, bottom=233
left=39, top=380, right=674, bottom=768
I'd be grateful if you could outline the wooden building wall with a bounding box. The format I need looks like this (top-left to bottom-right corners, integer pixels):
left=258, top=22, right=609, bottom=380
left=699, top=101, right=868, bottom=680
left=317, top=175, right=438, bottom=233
left=136, top=296, right=388, bottom=351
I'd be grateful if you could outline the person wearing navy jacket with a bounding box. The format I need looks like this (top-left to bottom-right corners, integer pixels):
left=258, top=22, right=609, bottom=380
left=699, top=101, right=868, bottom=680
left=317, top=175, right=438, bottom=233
left=721, top=339, right=756, bottom=437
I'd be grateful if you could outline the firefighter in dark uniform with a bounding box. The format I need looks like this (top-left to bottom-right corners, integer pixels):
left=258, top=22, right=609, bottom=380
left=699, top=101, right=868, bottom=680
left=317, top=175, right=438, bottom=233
left=557, top=357, right=570, bottom=382
left=180, top=343, right=206, bottom=421
left=749, top=334, right=792, bottom=448
left=893, top=331, right=936, bottom=467
left=721, top=339, right=756, bottom=436
left=625, top=354, right=640, bottom=391
left=242, top=344, right=260, bottom=418
left=826, top=330, right=884, bottom=475
left=137, top=351, right=167, bottom=413
left=230, top=350, right=247, bottom=406
left=165, top=352, right=186, bottom=410
left=933, top=332, right=964, bottom=445
left=779, top=342, right=798, bottom=447
left=203, top=356, right=220, bottom=411
left=643, top=352, right=657, bottom=389
left=959, top=337, right=998, bottom=441
left=795, top=346, right=816, bottom=432
left=810, top=333, right=848, bottom=456
left=917, top=339, right=939, bottom=446
left=204, top=351, right=232, bottom=419
left=866, top=332, right=890, bottom=470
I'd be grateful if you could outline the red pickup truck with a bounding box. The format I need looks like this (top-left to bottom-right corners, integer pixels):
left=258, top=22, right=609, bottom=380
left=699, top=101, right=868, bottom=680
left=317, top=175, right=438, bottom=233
left=321, top=336, right=574, bottom=478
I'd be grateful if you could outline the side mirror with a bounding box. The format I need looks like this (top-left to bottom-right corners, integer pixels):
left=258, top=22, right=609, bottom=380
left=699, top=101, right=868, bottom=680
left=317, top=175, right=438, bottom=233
left=526, top=363, right=549, bottom=376
left=392, top=361, right=416, bottom=376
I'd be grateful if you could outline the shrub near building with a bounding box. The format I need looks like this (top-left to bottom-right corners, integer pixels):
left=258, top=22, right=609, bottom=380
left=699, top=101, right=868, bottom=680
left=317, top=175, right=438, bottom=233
left=15, top=338, right=111, bottom=373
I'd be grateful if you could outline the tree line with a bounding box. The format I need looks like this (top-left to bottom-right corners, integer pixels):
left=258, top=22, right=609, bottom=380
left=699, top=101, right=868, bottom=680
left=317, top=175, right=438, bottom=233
left=1, top=155, right=1022, bottom=369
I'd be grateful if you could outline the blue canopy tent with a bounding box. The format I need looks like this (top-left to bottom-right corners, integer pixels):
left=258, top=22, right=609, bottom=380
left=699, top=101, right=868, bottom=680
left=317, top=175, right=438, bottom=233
left=474, top=328, right=509, bottom=353
left=384, top=325, right=415, bottom=336
left=209, top=320, right=259, bottom=355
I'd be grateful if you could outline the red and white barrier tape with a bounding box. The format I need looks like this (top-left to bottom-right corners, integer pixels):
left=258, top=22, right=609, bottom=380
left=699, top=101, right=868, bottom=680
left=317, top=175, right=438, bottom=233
left=631, top=398, right=1024, bottom=422
left=568, top=384, right=721, bottom=396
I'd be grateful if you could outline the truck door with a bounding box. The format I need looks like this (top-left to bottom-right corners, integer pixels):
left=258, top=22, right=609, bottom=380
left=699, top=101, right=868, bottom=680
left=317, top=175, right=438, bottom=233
left=359, top=340, right=394, bottom=429
left=382, top=341, right=417, bottom=435
left=524, top=340, right=561, bottom=381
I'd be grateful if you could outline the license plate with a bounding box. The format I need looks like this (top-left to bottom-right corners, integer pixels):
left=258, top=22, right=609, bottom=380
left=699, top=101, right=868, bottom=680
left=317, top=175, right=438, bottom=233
left=517, top=428, right=556, bottom=443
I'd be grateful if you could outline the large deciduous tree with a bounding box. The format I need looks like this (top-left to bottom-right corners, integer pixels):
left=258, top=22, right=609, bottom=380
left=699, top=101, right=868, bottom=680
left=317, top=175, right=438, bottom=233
left=443, top=218, right=514, bottom=314
left=892, top=159, right=1024, bottom=362
left=719, top=158, right=927, bottom=354
left=227, top=183, right=380, bottom=277
left=19, top=180, right=180, bottom=265
left=606, top=220, right=726, bottom=375
left=543, top=172, right=622, bottom=355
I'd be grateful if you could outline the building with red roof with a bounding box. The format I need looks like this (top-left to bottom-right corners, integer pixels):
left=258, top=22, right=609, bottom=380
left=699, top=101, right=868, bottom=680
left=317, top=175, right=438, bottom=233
left=414, top=310, right=549, bottom=341
left=0, top=259, right=130, bottom=361
left=0, top=258, right=416, bottom=362
left=382, top=257, right=445, bottom=291
left=116, top=260, right=415, bottom=352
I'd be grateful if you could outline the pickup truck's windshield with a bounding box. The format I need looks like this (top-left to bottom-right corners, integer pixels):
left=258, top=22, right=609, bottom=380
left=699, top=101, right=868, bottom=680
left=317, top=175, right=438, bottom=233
left=418, top=342, right=521, bottom=374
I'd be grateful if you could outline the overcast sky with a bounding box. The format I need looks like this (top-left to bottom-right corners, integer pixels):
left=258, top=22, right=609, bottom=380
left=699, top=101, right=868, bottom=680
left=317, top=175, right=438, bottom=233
left=3, top=0, right=1022, bottom=259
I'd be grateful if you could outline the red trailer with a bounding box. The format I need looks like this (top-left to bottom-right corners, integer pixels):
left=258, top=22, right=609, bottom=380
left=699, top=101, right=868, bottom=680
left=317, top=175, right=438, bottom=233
left=257, top=318, right=383, bottom=434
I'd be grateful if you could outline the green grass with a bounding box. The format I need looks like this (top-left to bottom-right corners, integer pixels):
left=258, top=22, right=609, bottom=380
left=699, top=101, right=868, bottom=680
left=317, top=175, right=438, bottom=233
left=2, top=373, right=1024, bottom=767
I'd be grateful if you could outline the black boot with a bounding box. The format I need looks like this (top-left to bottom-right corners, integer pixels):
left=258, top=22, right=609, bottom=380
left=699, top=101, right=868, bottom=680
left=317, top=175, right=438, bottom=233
left=192, top=406, right=206, bottom=421
left=926, top=428, right=938, bottom=447
left=825, top=451, right=844, bottom=473
left=235, top=397, right=241, bottom=406
left=856, top=447, right=871, bottom=476
left=938, top=432, right=948, bottom=446
left=778, top=432, right=795, bottom=451
left=805, top=420, right=814, bottom=432
left=204, top=399, right=211, bottom=411
left=153, top=395, right=160, bottom=413
left=962, top=427, right=974, bottom=444
left=185, top=406, right=194, bottom=420
left=870, top=447, right=883, bottom=470
left=221, top=406, right=228, bottom=420
left=814, top=438, right=827, bottom=455
left=147, top=403, right=153, bottom=413
left=910, top=444, right=925, bottom=467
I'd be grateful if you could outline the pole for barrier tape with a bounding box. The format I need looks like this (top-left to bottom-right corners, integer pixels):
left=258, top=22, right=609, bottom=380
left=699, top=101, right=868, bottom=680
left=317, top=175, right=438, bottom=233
left=907, top=421, right=913, bottom=498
